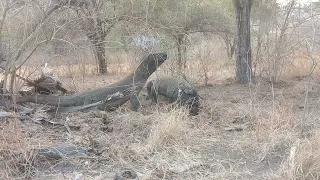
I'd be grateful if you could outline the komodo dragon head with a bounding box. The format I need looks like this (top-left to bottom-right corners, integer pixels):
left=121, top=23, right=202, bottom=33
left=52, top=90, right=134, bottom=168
left=177, top=86, right=200, bottom=116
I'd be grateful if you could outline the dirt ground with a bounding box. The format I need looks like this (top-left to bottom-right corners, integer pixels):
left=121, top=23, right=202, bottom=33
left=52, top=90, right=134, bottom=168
left=1, top=74, right=320, bottom=180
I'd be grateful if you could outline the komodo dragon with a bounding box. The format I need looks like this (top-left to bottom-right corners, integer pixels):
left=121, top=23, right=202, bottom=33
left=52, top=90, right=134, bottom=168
left=17, top=53, right=167, bottom=112
left=146, top=75, right=200, bottom=115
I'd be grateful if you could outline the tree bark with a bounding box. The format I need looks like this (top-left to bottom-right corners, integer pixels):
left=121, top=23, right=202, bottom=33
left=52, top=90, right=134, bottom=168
left=176, top=34, right=186, bottom=75
left=221, top=34, right=235, bottom=61
left=90, top=36, right=107, bottom=74
left=233, top=0, right=253, bottom=84
left=96, top=42, right=107, bottom=74
left=85, top=16, right=109, bottom=75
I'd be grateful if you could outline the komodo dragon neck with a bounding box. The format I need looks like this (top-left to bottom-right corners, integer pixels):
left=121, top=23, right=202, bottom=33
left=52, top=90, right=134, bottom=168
left=16, top=53, right=167, bottom=108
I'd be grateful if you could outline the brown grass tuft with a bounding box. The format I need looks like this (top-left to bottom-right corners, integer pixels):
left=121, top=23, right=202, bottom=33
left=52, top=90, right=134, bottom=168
left=280, top=132, right=320, bottom=179
left=0, top=118, right=35, bottom=179
left=146, top=107, right=188, bottom=152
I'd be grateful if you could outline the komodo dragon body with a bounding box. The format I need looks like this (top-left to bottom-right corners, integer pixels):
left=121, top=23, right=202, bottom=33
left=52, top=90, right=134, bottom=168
left=146, top=75, right=200, bottom=115
left=17, top=53, right=167, bottom=112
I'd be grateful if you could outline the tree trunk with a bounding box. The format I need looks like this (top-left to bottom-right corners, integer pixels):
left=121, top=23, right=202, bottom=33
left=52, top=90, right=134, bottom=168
left=221, top=34, right=235, bottom=61
left=9, top=68, right=16, bottom=94
left=233, top=0, right=253, bottom=84
left=176, top=34, right=186, bottom=75
left=87, top=29, right=107, bottom=74
left=253, top=25, right=263, bottom=77
left=92, top=38, right=107, bottom=74
left=48, top=0, right=108, bottom=74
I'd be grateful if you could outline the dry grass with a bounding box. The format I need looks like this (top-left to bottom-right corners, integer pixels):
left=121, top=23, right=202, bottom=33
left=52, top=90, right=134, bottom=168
left=279, top=131, right=320, bottom=179
left=0, top=118, right=33, bottom=179
left=3, top=76, right=320, bottom=179
left=146, top=107, right=188, bottom=152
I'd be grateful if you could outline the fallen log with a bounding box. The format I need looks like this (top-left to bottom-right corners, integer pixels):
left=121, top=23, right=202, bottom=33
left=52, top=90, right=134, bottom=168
left=16, top=53, right=167, bottom=112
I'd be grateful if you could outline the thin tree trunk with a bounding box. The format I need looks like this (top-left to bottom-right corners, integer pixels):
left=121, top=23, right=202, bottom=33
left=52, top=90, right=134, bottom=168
left=272, top=0, right=294, bottom=81
left=253, top=26, right=263, bottom=77
left=233, top=0, right=253, bottom=84
left=222, top=34, right=235, bottom=61
left=9, top=68, right=16, bottom=94
left=3, top=72, right=8, bottom=94
left=176, top=34, right=186, bottom=75
left=89, top=35, right=107, bottom=74
left=95, top=40, right=107, bottom=74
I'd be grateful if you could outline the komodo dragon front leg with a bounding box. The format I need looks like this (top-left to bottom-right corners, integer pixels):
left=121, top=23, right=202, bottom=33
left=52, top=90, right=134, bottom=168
left=146, top=80, right=158, bottom=104
left=128, top=84, right=141, bottom=112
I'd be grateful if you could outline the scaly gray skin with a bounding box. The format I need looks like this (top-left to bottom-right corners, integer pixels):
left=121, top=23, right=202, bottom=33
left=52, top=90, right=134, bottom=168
left=17, top=53, right=167, bottom=112
left=146, top=75, right=200, bottom=115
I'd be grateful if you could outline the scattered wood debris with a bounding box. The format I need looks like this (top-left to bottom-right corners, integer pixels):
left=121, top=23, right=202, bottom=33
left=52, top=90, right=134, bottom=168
left=23, top=63, right=68, bottom=95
